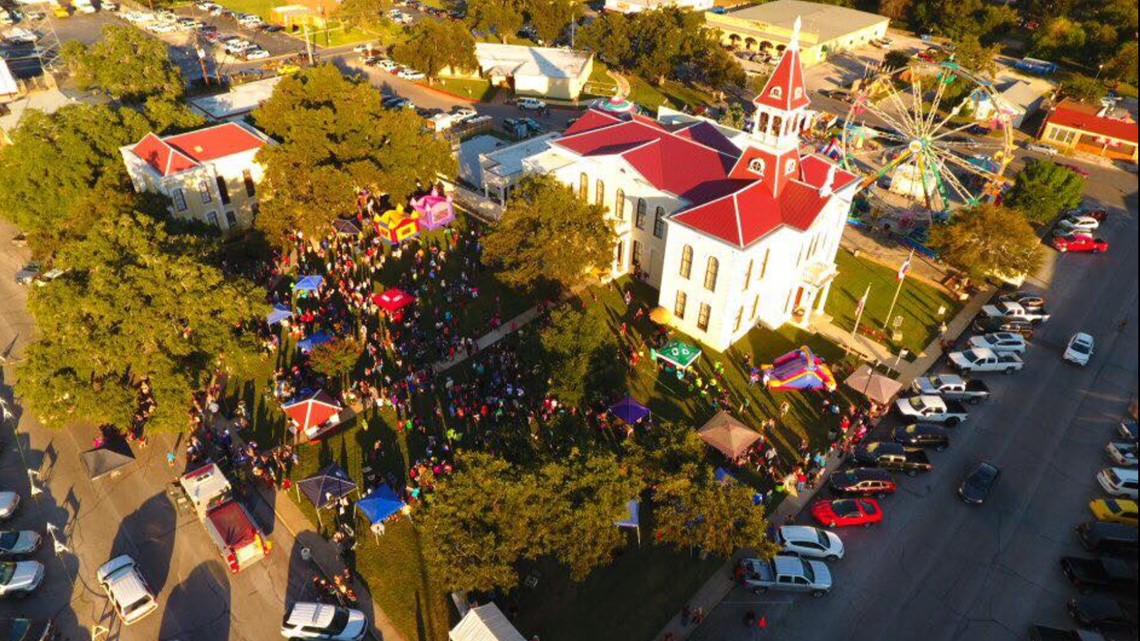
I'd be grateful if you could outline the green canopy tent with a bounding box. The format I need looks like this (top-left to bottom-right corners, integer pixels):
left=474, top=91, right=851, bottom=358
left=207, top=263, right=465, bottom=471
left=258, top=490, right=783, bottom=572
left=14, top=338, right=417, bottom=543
left=651, top=339, right=702, bottom=370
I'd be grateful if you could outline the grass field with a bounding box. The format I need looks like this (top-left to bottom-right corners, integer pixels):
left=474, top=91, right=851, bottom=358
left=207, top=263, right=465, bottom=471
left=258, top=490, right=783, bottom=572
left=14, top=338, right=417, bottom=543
left=826, top=248, right=961, bottom=355
left=426, top=76, right=498, bottom=102
left=213, top=0, right=376, bottom=47
left=586, top=61, right=713, bottom=112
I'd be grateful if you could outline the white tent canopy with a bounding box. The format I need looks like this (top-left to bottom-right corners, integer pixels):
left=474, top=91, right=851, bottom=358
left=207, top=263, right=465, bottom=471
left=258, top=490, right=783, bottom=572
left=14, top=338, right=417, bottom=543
left=450, top=604, right=527, bottom=641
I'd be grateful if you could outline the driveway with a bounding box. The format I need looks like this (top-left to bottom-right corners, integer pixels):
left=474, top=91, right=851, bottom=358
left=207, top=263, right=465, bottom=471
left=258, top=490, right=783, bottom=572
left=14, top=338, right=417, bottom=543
left=688, top=163, right=1138, bottom=641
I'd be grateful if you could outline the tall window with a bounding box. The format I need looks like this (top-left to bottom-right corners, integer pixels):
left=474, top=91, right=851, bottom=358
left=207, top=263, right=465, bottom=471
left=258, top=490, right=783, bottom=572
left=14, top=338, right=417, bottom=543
left=679, top=245, right=693, bottom=279
left=635, top=198, right=647, bottom=229
left=653, top=206, right=665, bottom=238
left=632, top=240, right=643, bottom=268
left=199, top=180, right=212, bottom=203
left=614, top=240, right=625, bottom=269
left=760, top=248, right=770, bottom=279
left=697, top=303, right=711, bottom=332
left=225, top=210, right=237, bottom=227
left=614, top=189, right=625, bottom=220
left=172, top=188, right=187, bottom=212
left=595, top=179, right=605, bottom=208
left=743, top=258, right=754, bottom=291
left=674, top=291, right=687, bottom=319
left=242, top=169, right=256, bottom=198
left=750, top=294, right=760, bottom=319
left=205, top=211, right=219, bottom=227
left=733, top=307, right=744, bottom=332
left=704, top=256, right=719, bottom=292
left=215, top=176, right=231, bottom=205
left=579, top=173, right=588, bottom=200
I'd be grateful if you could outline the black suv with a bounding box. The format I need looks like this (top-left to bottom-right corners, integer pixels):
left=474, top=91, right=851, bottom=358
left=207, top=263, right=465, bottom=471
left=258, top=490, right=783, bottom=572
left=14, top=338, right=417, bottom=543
left=972, top=317, right=1035, bottom=339
left=891, top=423, right=950, bottom=451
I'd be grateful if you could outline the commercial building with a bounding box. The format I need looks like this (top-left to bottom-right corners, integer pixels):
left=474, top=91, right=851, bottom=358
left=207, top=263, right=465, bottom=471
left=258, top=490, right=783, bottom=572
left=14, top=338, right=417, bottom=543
left=604, top=0, right=713, bottom=14
left=705, top=0, right=889, bottom=66
left=189, top=76, right=282, bottom=122
left=470, top=20, right=859, bottom=351
left=970, top=78, right=1050, bottom=129
left=1038, top=100, right=1138, bottom=163
left=120, top=122, right=273, bottom=230
left=466, top=43, right=593, bottom=102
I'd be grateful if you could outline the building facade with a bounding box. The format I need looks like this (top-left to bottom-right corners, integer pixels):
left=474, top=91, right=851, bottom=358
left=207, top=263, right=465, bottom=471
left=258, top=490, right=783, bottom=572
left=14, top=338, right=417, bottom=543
left=705, top=0, right=889, bottom=67
left=491, top=19, right=859, bottom=351
left=603, top=0, right=714, bottom=14
left=120, top=122, right=272, bottom=230
left=1038, top=100, right=1138, bottom=163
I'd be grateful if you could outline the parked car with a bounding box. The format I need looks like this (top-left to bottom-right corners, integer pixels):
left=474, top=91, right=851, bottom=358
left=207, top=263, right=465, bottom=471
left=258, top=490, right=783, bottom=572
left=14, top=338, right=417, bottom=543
left=1076, top=521, right=1137, bottom=556
left=1063, top=332, right=1095, bottom=366
left=852, top=442, right=933, bottom=476
left=959, top=461, right=1000, bottom=504
left=0, top=494, right=17, bottom=522
left=1025, top=142, right=1059, bottom=156
left=968, top=332, right=1028, bottom=354
left=450, top=106, right=477, bottom=121
left=280, top=602, right=368, bottom=640
left=1105, top=441, right=1137, bottom=467
left=377, top=59, right=400, bottom=72
left=828, top=468, right=897, bottom=497
left=1088, top=498, right=1138, bottom=526
left=971, top=317, right=1035, bottom=339
left=1120, top=421, right=1138, bottom=441
left=1028, top=626, right=1108, bottom=641
left=1061, top=556, right=1138, bottom=594
left=0, top=561, right=44, bottom=598
left=891, top=422, right=950, bottom=451
left=811, top=498, right=883, bottom=528
left=948, top=348, right=1024, bottom=375
left=397, top=68, right=425, bottom=80
left=244, top=48, right=270, bottom=60
left=967, top=124, right=992, bottom=136
left=0, top=531, right=40, bottom=560
left=353, top=42, right=378, bottom=54
left=911, top=374, right=991, bottom=404
left=979, top=301, right=1050, bottom=324
left=1098, top=467, right=1138, bottom=498
left=1052, top=232, right=1108, bottom=254
left=1058, top=162, right=1091, bottom=178
left=97, top=555, right=158, bottom=625
left=998, top=291, right=1046, bottom=310
left=1066, top=595, right=1138, bottom=634
left=776, top=525, right=844, bottom=561
left=740, top=555, right=832, bottom=597
left=895, top=395, right=970, bottom=425
left=516, top=97, right=547, bottom=111
left=1054, top=215, right=1100, bottom=234
left=0, top=618, right=55, bottom=641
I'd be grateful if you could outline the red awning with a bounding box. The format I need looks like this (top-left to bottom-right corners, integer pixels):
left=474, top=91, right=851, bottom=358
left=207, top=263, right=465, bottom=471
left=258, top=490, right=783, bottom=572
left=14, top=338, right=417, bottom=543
left=372, top=288, right=414, bottom=312
left=282, top=390, right=342, bottom=430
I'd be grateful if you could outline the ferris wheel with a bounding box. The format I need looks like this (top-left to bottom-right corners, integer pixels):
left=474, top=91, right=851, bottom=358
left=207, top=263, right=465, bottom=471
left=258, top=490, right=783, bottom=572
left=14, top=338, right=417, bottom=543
left=840, top=59, right=1016, bottom=219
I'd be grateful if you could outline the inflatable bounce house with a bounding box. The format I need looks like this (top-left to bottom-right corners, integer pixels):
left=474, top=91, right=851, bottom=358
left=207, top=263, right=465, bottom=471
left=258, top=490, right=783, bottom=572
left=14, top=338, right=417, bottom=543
left=375, top=205, right=420, bottom=245
left=761, top=346, right=838, bottom=392
left=409, top=187, right=455, bottom=230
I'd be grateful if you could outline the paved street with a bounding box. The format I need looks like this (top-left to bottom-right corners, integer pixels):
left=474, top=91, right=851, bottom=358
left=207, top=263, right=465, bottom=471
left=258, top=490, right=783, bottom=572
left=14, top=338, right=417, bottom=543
left=690, top=163, right=1138, bottom=641
left=0, top=219, right=340, bottom=641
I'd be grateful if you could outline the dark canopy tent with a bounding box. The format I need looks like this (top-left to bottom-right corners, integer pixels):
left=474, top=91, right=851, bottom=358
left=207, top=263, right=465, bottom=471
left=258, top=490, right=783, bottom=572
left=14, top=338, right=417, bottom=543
left=608, top=397, right=650, bottom=424
left=81, top=439, right=136, bottom=481
left=333, top=219, right=362, bottom=236
left=357, top=485, right=406, bottom=540
left=298, top=463, right=357, bottom=526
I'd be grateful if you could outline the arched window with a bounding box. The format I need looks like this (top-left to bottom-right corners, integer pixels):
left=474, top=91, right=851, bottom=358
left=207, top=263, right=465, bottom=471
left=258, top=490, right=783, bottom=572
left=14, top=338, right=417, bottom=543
left=635, top=198, right=647, bottom=229
left=579, top=173, right=588, bottom=200
left=595, top=179, right=605, bottom=207
left=772, top=116, right=784, bottom=135
left=769, top=86, right=783, bottom=99
left=785, top=159, right=796, bottom=175
left=679, top=245, right=693, bottom=279
left=614, top=189, right=625, bottom=220
left=653, top=206, right=665, bottom=238
left=704, top=256, right=719, bottom=292
left=748, top=158, right=766, bottom=176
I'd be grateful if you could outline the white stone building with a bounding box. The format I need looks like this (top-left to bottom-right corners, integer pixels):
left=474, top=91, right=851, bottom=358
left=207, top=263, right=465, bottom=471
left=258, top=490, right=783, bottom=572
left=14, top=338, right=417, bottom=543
left=474, top=20, right=859, bottom=351
left=603, top=0, right=714, bottom=14
left=119, top=122, right=272, bottom=230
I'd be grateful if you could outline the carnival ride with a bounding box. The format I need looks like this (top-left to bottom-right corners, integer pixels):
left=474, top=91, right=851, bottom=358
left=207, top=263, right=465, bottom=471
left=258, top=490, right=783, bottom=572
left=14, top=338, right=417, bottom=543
left=761, top=347, right=838, bottom=392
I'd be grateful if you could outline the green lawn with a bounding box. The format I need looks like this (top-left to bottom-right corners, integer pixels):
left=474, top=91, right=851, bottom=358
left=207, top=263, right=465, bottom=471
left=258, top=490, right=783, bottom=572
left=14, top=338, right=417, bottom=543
left=426, top=77, right=498, bottom=102
left=213, top=0, right=377, bottom=47
left=585, top=61, right=713, bottom=112
left=826, top=248, right=961, bottom=355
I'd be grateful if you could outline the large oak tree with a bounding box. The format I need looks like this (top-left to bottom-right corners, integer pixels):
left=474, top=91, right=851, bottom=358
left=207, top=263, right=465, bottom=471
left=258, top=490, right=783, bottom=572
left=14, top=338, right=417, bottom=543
left=930, top=204, right=1043, bottom=280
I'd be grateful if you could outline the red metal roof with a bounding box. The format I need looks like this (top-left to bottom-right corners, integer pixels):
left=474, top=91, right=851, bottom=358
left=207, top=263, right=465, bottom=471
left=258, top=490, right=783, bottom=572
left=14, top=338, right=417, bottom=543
left=753, top=44, right=810, bottom=112
left=130, top=123, right=266, bottom=177
left=1045, top=101, right=1138, bottom=144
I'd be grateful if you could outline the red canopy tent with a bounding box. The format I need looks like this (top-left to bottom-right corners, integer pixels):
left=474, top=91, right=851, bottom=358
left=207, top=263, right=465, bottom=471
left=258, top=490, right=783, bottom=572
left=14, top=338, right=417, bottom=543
left=373, top=288, right=414, bottom=313
left=282, top=390, right=343, bottom=442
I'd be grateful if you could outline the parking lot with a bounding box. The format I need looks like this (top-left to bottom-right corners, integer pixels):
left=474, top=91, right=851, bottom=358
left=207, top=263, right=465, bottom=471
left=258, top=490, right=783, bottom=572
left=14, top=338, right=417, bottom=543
left=689, top=162, right=1139, bottom=641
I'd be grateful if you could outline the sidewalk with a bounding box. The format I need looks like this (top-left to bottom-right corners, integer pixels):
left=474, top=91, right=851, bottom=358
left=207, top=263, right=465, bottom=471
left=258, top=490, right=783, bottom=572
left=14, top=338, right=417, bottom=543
left=651, top=286, right=998, bottom=641
left=432, top=306, right=541, bottom=374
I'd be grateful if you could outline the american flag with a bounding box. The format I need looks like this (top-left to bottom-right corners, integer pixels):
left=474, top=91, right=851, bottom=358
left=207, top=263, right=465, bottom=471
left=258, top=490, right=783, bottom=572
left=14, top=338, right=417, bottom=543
left=897, top=251, right=913, bottom=281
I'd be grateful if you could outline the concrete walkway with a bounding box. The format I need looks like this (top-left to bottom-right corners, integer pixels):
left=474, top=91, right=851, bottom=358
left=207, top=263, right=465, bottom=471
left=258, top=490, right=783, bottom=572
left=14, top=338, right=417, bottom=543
left=651, top=285, right=998, bottom=641
left=432, top=306, right=541, bottom=374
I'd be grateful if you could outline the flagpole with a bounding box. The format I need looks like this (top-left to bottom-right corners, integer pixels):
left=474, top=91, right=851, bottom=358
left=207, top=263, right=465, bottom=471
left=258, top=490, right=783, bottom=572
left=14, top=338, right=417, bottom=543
left=850, top=285, right=871, bottom=343
left=882, top=249, right=913, bottom=333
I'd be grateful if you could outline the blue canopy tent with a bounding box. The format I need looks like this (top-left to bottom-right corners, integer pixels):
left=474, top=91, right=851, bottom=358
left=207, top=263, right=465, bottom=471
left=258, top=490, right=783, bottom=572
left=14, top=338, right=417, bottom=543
left=608, top=397, right=650, bottom=424
left=295, top=275, right=324, bottom=292
left=714, top=467, right=737, bottom=485
left=297, top=463, right=357, bottom=527
left=358, top=485, right=406, bottom=540
left=297, top=331, right=333, bottom=353
left=613, top=499, right=641, bottom=545
left=266, top=304, right=293, bottom=326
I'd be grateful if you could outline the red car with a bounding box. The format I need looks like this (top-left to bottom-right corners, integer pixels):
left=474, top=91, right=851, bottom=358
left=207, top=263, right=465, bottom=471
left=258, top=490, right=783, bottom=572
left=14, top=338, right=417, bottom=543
left=1057, top=163, right=1091, bottom=178
left=811, top=498, right=883, bottom=528
left=1052, top=233, right=1108, bottom=254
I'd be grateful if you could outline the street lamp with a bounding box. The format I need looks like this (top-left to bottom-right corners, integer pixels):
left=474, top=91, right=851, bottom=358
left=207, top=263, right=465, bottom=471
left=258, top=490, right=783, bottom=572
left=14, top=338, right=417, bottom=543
left=1095, top=63, right=1104, bottom=81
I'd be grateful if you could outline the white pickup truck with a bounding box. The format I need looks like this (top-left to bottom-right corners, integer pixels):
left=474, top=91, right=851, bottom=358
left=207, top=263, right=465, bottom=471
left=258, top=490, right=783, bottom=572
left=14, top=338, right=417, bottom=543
left=980, top=301, right=1051, bottom=324
left=894, top=395, right=970, bottom=426
left=740, top=555, right=832, bottom=597
left=949, top=347, right=1025, bottom=375
left=911, top=374, right=991, bottom=404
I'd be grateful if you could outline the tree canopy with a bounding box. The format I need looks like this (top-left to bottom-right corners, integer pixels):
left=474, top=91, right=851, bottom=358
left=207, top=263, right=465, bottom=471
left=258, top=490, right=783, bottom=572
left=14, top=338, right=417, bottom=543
left=465, top=0, right=524, bottom=42
left=525, top=0, right=580, bottom=44
left=1005, top=159, right=1086, bottom=224
left=929, top=204, right=1043, bottom=280
left=0, top=104, right=157, bottom=255
left=421, top=451, right=644, bottom=591
left=15, top=212, right=268, bottom=432
left=62, top=25, right=186, bottom=102
left=392, top=20, right=478, bottom=81
left=337, top=0, right=393, bottom=31
left=252, top=66, right=455, bottom=242
left=482, top=174, right=614, bottom=292
left=538, top=305, right=624, bottom=408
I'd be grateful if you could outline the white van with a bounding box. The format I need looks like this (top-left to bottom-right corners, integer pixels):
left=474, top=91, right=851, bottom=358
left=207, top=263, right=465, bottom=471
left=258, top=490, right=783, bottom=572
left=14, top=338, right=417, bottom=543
left=1098, top=467, right=1139, bottom=499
